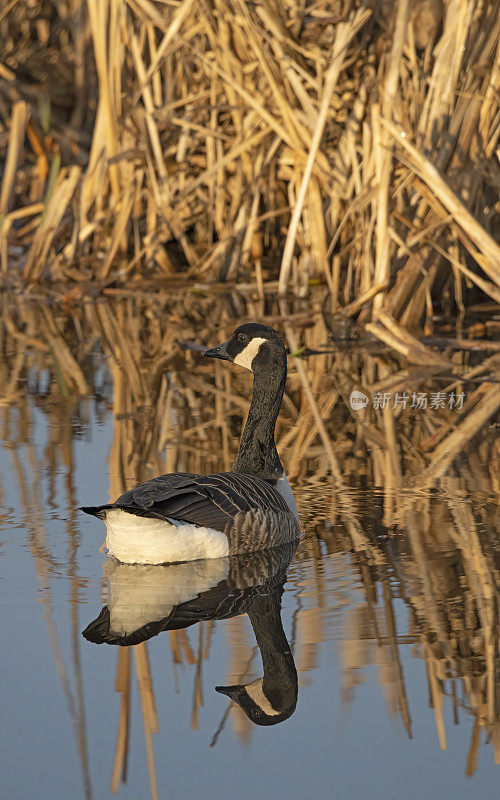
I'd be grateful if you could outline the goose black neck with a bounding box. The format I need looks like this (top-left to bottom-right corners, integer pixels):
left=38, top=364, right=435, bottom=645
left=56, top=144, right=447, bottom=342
left=232, top=365, right=285, bottom=480
left=248, top=591, right=297, bottom=709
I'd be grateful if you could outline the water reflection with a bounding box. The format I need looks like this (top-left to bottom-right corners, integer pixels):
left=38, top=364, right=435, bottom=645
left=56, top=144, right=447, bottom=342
left=313, top=488, right=500, bottom=769
left=2, top=293, right=499, bottom=497
left=0, top=294, right=499, bottom=799
left=81, top=545, right=296, bottom=795
left=84, top=544, right=298, bottom=728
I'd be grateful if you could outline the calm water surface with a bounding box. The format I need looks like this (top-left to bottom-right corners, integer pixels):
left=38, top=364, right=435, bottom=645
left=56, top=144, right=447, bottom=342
left=1, top=300, right=499, bottom=800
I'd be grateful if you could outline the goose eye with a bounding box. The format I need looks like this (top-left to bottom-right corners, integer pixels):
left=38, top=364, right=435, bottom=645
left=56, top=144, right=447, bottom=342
left=238, top=333, right=248, bottom=343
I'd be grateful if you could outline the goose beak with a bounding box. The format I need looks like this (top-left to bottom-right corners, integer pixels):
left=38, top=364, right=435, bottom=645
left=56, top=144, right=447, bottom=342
left=204, top=341, right=230, bottom=361
left=215, top=684, right=242, bottom=701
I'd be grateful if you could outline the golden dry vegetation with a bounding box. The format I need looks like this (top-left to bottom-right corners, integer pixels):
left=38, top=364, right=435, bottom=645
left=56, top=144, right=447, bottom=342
left=0, top=0, right=499, bottom=328
left=1, top=4, right=500, bottom=789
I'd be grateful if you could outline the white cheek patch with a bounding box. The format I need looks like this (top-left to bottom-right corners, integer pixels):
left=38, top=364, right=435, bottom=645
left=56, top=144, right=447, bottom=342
left=245, top=677, right=280, bottom=715
left=234, top=337, right=267, bottom=372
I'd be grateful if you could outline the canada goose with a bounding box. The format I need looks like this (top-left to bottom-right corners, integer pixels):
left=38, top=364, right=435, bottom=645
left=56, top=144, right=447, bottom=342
left=81, top=323, right=300, bottom=564
left=82, top=542, right=298, bottom=726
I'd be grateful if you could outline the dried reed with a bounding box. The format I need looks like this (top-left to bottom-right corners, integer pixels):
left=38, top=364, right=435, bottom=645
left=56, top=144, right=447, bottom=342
left=0, top=0, right=498, bottom=348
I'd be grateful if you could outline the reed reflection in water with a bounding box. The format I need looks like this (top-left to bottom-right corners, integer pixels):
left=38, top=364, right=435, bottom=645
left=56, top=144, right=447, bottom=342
left=0, top=293, right=499, bottom=799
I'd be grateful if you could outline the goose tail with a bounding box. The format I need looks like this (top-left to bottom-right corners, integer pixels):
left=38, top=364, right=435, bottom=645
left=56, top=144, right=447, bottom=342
left=82, top=606, right=172, bottom=646
left=82, top=607, right=111, bottom=643
left=80, top=505, right=113, bottom=519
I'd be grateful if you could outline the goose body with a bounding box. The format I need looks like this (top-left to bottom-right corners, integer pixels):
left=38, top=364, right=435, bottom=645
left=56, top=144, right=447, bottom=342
left=81, top=323, right=301, bottom=563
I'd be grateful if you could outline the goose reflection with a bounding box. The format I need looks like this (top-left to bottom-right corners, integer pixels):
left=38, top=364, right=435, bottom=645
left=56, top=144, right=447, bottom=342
left=215, top=585, right=297, bottom=725
left=83, top=541, right=298, bottom=726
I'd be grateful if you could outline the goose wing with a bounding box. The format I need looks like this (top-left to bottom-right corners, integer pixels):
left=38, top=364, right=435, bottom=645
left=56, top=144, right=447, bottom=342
left=114, top=471, right=289, bottom=532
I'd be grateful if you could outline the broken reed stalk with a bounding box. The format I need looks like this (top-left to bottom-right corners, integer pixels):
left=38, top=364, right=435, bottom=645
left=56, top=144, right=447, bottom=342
left=112, top=647, right=131, bottom=793
left=420, top=384, right=500, bottom=482
left=372, top=0, right=410, bottom=313
left=134, top=643, right=159, bottom=800
left=0, top=100, right=28, bottom=218
left=280, top=304, right=343, bottom=483
left=366, top=310, right=453, bottom=368
left=382, top=118, right=500, bottom=286
left=277, top=7, right=371, bottom=295
left=23, top=166, right=81, bottom=282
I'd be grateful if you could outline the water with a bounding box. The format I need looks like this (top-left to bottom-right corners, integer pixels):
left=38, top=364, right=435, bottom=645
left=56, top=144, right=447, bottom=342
left=1, top=297, right=499, bottom=799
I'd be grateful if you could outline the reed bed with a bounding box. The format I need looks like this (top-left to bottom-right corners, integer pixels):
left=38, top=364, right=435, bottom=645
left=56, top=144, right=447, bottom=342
left=0, top=0, right=499, bottom=340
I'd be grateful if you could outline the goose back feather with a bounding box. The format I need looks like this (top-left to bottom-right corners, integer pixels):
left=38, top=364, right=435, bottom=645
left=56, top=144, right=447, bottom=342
left=82, top=471, right=299, bottom=557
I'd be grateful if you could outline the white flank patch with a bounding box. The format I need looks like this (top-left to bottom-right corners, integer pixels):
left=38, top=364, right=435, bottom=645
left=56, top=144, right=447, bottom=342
left=106, top=557, right=229, bottom=636
left=275, top=472, right=300, bottom=521
left=234, top=337, right=267, bottom=372
left=104, top=508, right=229, bottom=565
left=245, top=677, right=280, bottom=715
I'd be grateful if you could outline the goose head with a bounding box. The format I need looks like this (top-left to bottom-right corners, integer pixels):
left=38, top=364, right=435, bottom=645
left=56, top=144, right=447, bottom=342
left=216, top=673, right=297, bottom=726
left=204, top=323, right=286, bottom=375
